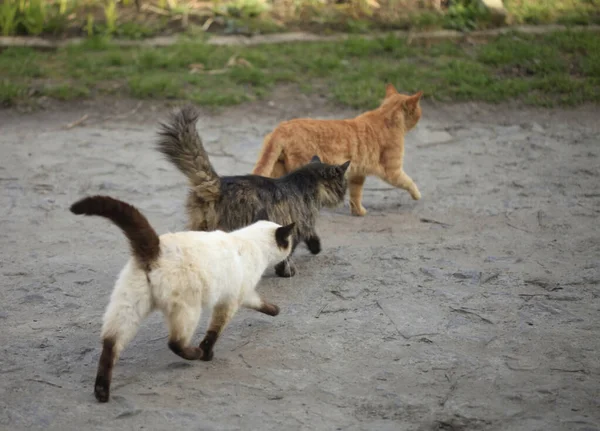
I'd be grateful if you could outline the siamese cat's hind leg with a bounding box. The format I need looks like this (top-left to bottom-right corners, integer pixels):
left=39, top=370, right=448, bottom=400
left=167, top=303, right=204, bottom=360
left=95, top=282, right=153, bottom=403
left=198, top=301, right=239, bottom=361
left=242, top=291, right=280, bottom=316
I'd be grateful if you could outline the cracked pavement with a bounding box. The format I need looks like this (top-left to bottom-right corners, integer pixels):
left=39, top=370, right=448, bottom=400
left=1, top=94, right=599, bottom=431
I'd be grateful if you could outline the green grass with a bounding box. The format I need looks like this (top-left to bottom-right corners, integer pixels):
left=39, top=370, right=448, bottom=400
left=1, top=30, right=599, bottom=108
left=1, top=0, right=599, bottom=39
left=504, top=0, right=600, bottom=25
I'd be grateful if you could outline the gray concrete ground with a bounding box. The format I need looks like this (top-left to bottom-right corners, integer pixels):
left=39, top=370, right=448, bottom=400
left=0, top=93, right=599, bottom=431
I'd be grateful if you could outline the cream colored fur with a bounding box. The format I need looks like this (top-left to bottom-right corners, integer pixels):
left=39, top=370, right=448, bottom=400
left=102, top=220, right=292, bottom=366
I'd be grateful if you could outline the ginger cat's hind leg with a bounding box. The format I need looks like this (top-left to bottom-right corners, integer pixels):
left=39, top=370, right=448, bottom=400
left=271, top=160, right=287, bottom=178
left=381, top=168, right=421, bottom=201
left=198, top=302, right=239, bottom=361
left=349, top=175, right=367, bottom=216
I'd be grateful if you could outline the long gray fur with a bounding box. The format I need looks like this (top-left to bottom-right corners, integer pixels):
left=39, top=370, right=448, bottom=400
left=156, top=105, right=350, bottom=277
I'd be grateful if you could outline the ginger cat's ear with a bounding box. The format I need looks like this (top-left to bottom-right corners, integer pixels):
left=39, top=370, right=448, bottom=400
left=404, top=91, right=423, bottom=110
left=385, top=84, right=398, bottom=98
left=311, top=155, right=322, bottom=163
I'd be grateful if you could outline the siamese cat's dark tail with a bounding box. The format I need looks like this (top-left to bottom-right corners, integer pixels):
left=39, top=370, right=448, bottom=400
left=156, top=105, right=221, bottom=202
left=70, top=196, right=160, bottom=271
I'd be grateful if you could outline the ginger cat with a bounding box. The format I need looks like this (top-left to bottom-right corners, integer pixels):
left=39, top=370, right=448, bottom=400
left=252, top=84, right=423, bottom=216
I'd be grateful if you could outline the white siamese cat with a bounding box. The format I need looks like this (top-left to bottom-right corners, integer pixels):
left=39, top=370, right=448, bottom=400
left=70, top=195, right=295, bottom=403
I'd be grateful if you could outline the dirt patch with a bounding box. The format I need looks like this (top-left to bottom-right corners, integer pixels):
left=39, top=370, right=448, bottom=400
left=0, top=93, right=599, bottom=431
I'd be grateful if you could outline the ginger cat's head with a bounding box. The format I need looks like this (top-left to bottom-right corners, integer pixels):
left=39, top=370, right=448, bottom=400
left=380, top=84, right=423, bottom=132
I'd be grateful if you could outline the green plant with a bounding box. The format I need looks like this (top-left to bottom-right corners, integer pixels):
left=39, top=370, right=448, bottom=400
left=103, top=0, right=118, bottom=34
left=20, top=0, right=47, bottom=35
left=58, top=0, right=68, bottom=15
left=86, top=13, right=94, bottom=36
left=0, top=0, right=19, bottom=36
left=225, top=0, right=271, bottom=18
left=444, top=0, right=489, bottom=31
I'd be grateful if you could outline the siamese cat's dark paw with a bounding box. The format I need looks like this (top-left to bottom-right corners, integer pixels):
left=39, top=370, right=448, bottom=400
left=275, top=261, right=296, bottom=278
left=94, top=377, right=110, bottom=403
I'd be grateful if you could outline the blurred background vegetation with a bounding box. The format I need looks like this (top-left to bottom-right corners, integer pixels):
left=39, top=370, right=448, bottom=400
left=0, top=0, right=598, bottom=39
left=1, top=0, right=599, bottom=109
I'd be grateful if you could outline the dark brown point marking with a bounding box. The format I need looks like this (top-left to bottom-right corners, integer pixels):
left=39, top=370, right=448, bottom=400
left=70, top=196, right=160, bottom=272
left=257, top=302, right=280, bottom=316
left=275, top=223, right=295, bottom=250
left=168, top=340, right=204, bottom=360
left=198, top=331, right=219, bottom=361
left=275, top=260, right=296, bottom=278
left=94, top=337, right=115, bottom=403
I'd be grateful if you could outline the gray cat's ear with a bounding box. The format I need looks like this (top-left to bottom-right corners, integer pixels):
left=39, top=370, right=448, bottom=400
left=253, top=208, right=269, bottom=223
left=340, top=160, right=351, bottom=173
left=311, top=155, right=321, bottom=163
left=275, top=223, right=295, bottom=248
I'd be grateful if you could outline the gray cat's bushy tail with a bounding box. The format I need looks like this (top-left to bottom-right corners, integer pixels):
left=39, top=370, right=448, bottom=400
left=70, top=196, right=160, bottom=271
left=156, top=105, right=221, bottom=201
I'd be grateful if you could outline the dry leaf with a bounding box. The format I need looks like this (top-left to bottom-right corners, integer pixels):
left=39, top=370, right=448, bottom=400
left=225, top=55, right=238, bottom=68
left=189, top=63, right=205, bottom=74
left=235, top=58, right=253, bottom=68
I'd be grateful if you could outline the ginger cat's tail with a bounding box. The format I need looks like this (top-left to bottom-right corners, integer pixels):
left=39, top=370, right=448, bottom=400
left=156, top=105, right=221, bottom=201
left=252, top=132, right=284, bottom=177
left=70, top=196, right=160, bottom=271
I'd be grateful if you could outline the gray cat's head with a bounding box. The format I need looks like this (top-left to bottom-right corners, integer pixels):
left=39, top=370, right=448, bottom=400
left=306, top=155, right=350, bottom=208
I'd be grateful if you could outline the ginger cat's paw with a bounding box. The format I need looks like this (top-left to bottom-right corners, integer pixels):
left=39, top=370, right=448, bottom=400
left=410, top=187, right=421, bottom=200
left=350, top=203, right=367, bottom=217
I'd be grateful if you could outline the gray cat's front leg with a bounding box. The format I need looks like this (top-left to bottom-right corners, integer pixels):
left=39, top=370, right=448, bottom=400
left=304, top=234, right=321, bottom=255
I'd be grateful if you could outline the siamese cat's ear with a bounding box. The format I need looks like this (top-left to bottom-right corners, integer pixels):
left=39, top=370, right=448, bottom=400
left=253, top=208, right=269, bottom=223
left=275, top=223, right=295, bottom=249
left=340, top=160, right=351, bottom=173
left=310, top=155, right=322, bottom=163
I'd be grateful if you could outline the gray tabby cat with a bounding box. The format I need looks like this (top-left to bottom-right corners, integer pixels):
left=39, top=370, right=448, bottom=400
left=157, top=105, right=350, bottom=277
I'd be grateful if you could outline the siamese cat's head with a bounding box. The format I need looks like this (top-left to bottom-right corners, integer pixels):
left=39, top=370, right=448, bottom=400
left=249, top=210, right=296, bottom=262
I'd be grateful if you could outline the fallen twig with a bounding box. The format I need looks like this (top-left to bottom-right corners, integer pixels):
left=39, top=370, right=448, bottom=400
left=504, top=213, right=532, bottom=233
left=102, top=101, right=143, bottom=122
left=64, top=114, right=88, bottom=129
left=481, top=272, right=500, bottom=284
left=449, top=307, right=494, bottom=324
left=376, top=300, right=408, bottom=339
left=420, top=217, right=452, bottom=228
left=26, top=378, right=62, bottom=388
